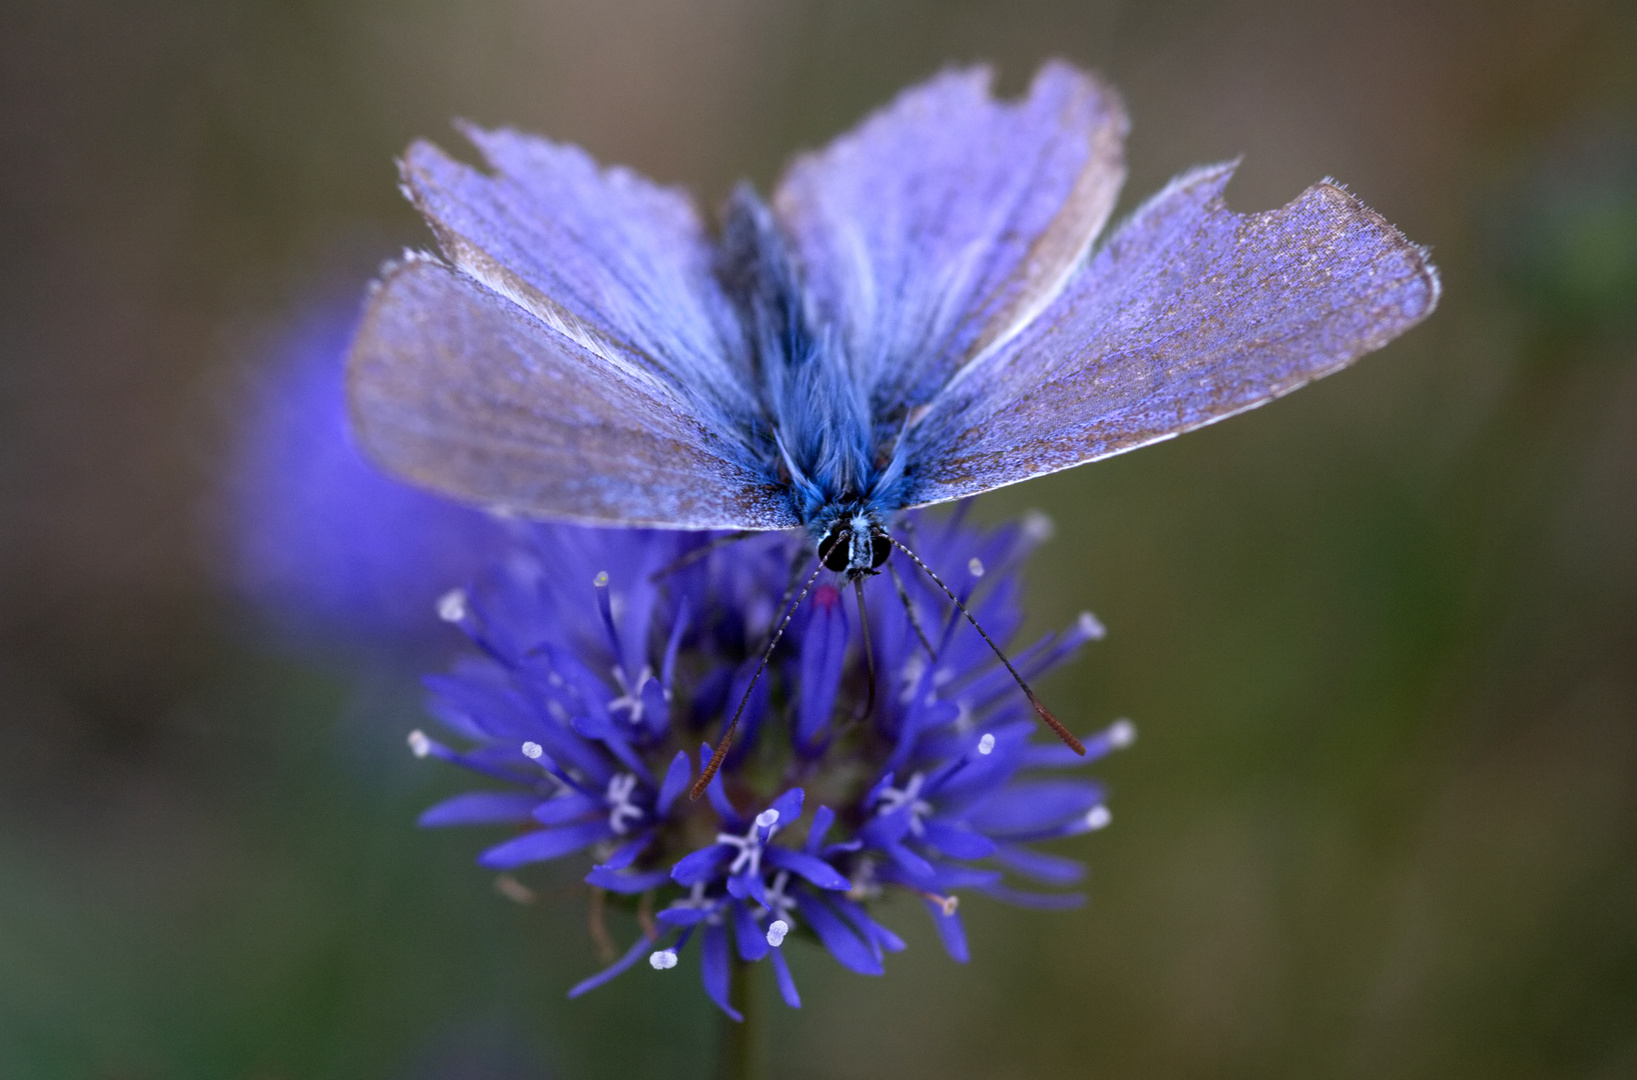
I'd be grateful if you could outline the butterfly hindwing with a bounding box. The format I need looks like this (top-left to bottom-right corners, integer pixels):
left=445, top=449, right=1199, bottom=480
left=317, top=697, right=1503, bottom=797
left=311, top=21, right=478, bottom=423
left=347, top=256, right=795, bottom=530
left=899, top=162, right=1440, bottom=505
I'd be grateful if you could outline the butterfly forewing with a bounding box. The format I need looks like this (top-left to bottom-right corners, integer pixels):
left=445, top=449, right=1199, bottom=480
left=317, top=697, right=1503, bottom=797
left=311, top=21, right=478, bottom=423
left=773, top=60, right=1128, bottom=411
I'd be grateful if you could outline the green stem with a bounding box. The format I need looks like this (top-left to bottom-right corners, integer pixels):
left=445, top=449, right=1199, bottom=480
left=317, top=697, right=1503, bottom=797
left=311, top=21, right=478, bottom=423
left=720, top=951, right=758, bottom=1080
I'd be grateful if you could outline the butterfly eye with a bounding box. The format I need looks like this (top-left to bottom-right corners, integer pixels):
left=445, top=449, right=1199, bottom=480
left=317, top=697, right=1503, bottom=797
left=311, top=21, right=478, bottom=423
left=819, top=527, right=852, bottom=573
left=869, top=528, right=892, bottom=570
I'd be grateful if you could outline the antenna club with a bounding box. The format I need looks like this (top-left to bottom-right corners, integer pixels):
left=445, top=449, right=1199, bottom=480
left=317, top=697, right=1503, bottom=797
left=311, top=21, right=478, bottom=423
left=1030, top=696, right=1086, bottom=755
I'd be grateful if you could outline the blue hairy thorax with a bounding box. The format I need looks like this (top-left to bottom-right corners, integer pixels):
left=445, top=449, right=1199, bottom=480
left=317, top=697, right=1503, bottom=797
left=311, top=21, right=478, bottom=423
left=716, top=186, right=910, bottom=565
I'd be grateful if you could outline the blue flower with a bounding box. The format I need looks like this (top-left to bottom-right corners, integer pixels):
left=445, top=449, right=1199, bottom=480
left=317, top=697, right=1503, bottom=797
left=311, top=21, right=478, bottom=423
left=219, top=300, right=512, bottom=651
left=410, top=508, right=1132, bottom=1017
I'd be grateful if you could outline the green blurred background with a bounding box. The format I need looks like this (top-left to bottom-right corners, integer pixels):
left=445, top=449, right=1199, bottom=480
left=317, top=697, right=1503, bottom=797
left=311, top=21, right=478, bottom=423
left=2, top=0, right=1634, bottom=1077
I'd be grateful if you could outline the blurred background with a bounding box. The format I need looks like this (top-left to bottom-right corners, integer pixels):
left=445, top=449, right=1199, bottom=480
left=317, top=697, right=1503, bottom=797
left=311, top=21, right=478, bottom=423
left=2, top=0, right=1634, bottom=1076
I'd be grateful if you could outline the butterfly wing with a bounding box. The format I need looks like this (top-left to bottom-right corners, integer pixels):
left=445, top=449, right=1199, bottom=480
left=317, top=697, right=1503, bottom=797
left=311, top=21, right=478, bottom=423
left=348, top=256, right=795, bottom=529
left=898, top=162, right=1440, bottom=505
left=774, top=61, right=1128, bottom=410
left=349, top=124, right=795, bottom=529
left=399, top=125, right=761, bottom=424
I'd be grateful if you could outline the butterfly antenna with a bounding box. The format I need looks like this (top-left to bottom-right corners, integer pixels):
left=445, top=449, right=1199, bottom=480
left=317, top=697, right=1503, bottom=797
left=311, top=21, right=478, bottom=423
left=648, top=530, right=756, bottom=583
left=690, top=549, right=834, bottom=801
left=884, top=535, right=1086, bottom=756
left=853, top=578, right=877, bottom=719
left=886, top=560, right=936, bottom=661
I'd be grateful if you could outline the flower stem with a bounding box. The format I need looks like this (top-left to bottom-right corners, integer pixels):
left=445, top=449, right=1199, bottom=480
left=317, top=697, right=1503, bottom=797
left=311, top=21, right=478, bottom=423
left=721, top=951, right=758, bottom=1080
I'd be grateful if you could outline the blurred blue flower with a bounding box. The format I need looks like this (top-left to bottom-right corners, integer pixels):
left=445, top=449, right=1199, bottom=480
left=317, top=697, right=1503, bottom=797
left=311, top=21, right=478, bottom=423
left=222, top=303, right=512, bottom=650
left=411, top=508, right=1132, bottom=1017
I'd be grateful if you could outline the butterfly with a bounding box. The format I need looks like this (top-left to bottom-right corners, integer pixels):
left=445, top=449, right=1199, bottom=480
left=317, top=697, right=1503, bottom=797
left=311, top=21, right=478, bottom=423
left=346, top=60, right=1439, bottom=786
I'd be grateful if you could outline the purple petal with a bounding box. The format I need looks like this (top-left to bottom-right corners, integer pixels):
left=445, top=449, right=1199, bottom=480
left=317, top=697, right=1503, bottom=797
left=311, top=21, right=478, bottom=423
left=567, top=931, right=654, bottom=998
left=977, top=884, right=1087, bottom=910
left=795, top=894, right=883, bottom=976
left=993, top=844, right=1087, bottom=886
left=657, top=750, right=692, bottom=816
left=531, top=791, right=601, bottom=826
left=831, top=894, right=907, bottom=955
left=584, top=866, right=671, bottom=894
left=418, top=791, right=540, bottom=827
left=926, top=901, right=970, bottom=963
left=805, top=805, right=837, bottom=854
left=766, top=787, right=806, bottom=830
left=764, top=847, right=848, bottom=891
left=964, top=781, right=1103, bottom=835
left=920, top=818, right=997, bottom=860
left=657, top=907, right=712, bottom=928
left=701, top=922, right=742, bottom=1021
left=769, top=948, right=802, bottom=1009
left=671, top=842, right=734, bottom=886
left=731, top=900, right=770, bottom=962
left=796, top=587, right=849, bottom=749
left=600, top=834, right=649, bottom=871
left=478, top=820, right=610, bottom=870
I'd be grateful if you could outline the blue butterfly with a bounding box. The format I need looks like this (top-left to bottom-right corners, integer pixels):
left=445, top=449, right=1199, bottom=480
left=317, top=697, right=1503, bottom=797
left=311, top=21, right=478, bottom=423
left=347, top=61, right=1438, bottom=781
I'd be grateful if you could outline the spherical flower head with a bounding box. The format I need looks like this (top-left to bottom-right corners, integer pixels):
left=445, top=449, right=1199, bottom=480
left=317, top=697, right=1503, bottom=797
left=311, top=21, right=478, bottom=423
left=410, top=507, right=1132, bottom=1017
left=218, top=301, right=512, bottom=652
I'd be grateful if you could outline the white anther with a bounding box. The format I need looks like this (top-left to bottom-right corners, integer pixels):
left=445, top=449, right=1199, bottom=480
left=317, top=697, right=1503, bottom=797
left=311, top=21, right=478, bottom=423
left=436, top=589, right=467, bottom=623
left=521, top=741, right=544, bottom=760
left=968, top=557, right=985, bottom=578
left=766, top=920, right=790, bottom=947
left=649, top=949, right=678, bottom=970
left=593, top=571, right=609, bottom=588
left=1085, top=805, right=1112, bottom=830
left=977, top=733, right=996, bottom=755
left=407, top=730, right=430, bottom=758
left=1106, top=718, right=1136, bottom=748
left=937, top=895, right=959, bottom=917
left=755, top=808, right=780, bottom=829
left=1022, top=510, right=1055, bottom=542
left=1077, top=611, right=1107, bottom=640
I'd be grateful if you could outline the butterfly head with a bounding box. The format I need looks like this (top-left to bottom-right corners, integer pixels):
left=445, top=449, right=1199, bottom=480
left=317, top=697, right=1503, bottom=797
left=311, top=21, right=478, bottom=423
left=818, top=511, right=891, bottom=579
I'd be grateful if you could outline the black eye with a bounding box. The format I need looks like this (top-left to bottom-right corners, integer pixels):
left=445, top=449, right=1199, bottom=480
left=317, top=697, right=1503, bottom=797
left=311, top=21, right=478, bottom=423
left=869, top=529, right=891, bottom=569
left=819, top=527, right=852, bottom=572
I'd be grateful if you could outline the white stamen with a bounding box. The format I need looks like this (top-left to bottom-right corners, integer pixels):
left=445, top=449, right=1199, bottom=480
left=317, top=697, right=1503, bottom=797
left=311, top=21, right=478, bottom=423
left=1106, top=718, right=1137, bottom=748
left=968, top=557, right=985, bottom=578
left=521, top=741, right=544, bottom=760
left=606, top=664, right=655, bottom=726
left=436, top=588, right=467, bottom=623
left=407, top=730, right=430, bottom=758
left=605, top=772, right=643, bottom=836
left=1077, top=611, right=1107, bottom=640
left=649, top=949, right=678, bottom=970
left=977, top=733, right=996, bottom=755
left=1022, top=510, right=1055, bottom=542
left=1085, top=805, right=1112, bottom=830
left=766, top=919, right=790, bottom=947
left=593, top=570, right=609, bottom=588
left=874, top=773, right=933, bottom=837
left=936, top=894, right=960, bottom=917
left=755, top=808, right=780, bottom=829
